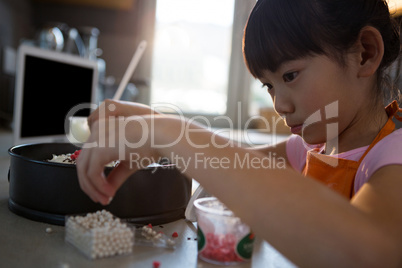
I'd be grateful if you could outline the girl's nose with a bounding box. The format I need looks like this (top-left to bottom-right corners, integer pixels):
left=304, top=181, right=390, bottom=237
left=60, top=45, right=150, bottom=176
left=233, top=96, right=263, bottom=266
left=273, top=90, right=294, bottom=116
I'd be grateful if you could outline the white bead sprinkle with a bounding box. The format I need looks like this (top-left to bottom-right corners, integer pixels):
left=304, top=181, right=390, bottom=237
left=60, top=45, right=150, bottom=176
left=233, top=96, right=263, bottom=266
left=65, top=210, right=134, bottom=259
left=167, top=238, right=175, bottom=246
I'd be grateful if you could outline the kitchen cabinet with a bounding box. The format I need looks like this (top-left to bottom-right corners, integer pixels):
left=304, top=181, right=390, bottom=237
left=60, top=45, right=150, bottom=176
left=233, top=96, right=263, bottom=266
left=33, top=0, right=136, bottom=10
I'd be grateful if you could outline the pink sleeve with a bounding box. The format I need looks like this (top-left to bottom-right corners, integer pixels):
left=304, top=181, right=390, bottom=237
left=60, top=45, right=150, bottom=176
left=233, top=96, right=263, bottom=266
left=286, top=135, right=324, bottom=172
left=355, top=128, right=402, bottom=193
left=286, top=135, right=308, bottom=172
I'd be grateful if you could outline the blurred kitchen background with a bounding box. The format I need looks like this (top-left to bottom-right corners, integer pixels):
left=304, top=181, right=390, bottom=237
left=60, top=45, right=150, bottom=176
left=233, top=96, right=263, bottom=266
left=0, top=0, right=155, bottom=128
left=1, top=0, right=402, bottom=136
left=0, top=0, right=293, bottom=135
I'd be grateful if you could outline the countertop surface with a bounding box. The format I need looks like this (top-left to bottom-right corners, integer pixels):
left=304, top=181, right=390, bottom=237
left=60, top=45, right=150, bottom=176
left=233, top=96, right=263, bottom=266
left=0, top=129, right=295, bottom=268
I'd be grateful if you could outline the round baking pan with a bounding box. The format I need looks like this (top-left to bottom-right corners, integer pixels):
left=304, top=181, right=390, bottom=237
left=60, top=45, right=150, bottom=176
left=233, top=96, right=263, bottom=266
left=8, top=143, right=192, bottom=226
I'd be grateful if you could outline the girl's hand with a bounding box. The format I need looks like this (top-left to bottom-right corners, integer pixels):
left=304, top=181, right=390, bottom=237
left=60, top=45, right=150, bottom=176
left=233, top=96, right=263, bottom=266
left=76, top=115, right=159, bottom=205
left=87, top=99, right=159, bottom=128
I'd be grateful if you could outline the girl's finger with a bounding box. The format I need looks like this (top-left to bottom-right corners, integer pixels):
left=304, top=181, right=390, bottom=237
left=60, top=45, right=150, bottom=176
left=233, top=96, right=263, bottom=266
left=76, top=147, right=100, bottom=203
left=76, top=136, right=115, bottom=205
left=84, top=147, right=117, bottom=200
left=106, top=161, right=138, bottom=196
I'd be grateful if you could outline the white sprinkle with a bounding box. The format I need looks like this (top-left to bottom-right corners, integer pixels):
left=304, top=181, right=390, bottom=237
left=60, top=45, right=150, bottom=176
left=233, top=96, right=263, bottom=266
left=65, top=210, right=133, bottom=259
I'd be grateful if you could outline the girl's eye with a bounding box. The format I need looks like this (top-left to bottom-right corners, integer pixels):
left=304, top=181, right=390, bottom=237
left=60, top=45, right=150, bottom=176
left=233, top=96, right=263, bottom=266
left=262, top=83, right=273, bottom=91
left=283, top=71, right=298, bottom=82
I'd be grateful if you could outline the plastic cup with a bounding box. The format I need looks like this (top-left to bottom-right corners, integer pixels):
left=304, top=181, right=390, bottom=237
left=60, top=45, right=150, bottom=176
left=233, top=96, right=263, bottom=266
left=194, top=197, right=255, bottom=265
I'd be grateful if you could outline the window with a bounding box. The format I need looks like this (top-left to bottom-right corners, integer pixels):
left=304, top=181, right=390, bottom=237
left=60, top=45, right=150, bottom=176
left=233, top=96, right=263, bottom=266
left=151, top=0, right=275, bottom=129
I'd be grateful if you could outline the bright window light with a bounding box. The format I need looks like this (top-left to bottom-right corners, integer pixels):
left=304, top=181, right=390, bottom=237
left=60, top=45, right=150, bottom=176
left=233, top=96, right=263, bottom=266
left=151, top=0, right=235, bottom=114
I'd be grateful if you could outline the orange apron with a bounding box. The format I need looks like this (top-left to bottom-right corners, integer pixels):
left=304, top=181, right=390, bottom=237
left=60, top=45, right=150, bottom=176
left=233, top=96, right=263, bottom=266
left=302, top=101, right=402, bottom=199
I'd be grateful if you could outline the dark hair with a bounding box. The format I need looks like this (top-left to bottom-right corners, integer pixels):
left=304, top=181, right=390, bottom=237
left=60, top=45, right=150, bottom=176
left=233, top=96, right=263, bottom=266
left=243, top=0, right=400, bottom=102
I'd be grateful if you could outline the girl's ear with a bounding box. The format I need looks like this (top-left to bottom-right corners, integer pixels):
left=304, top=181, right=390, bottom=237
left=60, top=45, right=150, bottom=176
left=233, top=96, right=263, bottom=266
left=356, top=26, right=384, bottom=77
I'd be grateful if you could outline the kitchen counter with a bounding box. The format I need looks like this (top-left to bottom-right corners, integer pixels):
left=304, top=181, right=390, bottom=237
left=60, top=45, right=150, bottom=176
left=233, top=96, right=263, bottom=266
left=0, top=129, right=295, bottom=268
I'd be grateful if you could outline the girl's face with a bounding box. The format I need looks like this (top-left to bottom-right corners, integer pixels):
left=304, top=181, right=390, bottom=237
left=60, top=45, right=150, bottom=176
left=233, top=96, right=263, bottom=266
left=258, top=54, right=365, bottom=145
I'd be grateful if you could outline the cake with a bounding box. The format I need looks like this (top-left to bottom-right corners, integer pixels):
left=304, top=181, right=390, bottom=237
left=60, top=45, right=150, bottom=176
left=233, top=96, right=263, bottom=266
left=47, top=150, right=117, bottom=167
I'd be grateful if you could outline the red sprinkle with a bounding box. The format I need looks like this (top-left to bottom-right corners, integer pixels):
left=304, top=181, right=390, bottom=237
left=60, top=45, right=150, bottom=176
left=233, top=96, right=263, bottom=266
left=200, top=233, right=243, bottom=263
left=147, top=223, right=153, bottom=228
left=172, top=232, right=179, bottom=238
left=70, top=150, right=81, bottom=160
left=153, top=261, right=160, bottom=268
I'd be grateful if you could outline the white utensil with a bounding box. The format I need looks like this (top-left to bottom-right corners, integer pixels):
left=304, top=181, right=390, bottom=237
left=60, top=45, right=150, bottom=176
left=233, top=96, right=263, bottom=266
left=68, top=40, right=147, bottom=143
left=113, top=40, right=147, bottom=100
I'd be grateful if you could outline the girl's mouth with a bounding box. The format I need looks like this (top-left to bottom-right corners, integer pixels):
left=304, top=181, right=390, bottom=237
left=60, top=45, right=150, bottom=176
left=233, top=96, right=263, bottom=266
left=290, top=124, right=303, bottom=135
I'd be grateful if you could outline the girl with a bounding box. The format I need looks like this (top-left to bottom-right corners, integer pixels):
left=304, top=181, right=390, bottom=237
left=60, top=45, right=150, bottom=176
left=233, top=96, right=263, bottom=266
left=77, top=0, right=402, bottom=266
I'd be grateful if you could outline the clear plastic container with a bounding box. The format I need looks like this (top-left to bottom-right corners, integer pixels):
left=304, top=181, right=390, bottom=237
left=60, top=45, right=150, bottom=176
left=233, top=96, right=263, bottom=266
left=65, top=210, right=134, bottom=259
left=194, top=197, right=255, bottom=265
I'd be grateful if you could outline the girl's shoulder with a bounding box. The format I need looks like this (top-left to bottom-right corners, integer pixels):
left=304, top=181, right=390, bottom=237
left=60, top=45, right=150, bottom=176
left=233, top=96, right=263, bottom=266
left=355, top=128, right=402, bottom=192
left=287, top=128, right=402, bottom=183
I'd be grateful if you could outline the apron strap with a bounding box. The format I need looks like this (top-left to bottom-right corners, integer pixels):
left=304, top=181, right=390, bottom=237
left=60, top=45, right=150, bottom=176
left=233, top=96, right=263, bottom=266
left=386, top=100, right=402, bottom=121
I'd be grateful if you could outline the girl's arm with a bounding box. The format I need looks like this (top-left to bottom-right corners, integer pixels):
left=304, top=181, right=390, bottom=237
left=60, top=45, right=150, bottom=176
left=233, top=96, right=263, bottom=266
left=246, top=140, right=290, bottom=165
left=157, top=117, right=401, bottom=267
left=87, top=99, right=160, bottom=127
left=77, top=115, right=402, bottom=267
